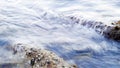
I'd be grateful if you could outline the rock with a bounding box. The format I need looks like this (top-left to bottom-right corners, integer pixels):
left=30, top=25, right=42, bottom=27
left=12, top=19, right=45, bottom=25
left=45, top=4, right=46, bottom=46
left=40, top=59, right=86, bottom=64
left=5, top=44, right=77, bottom=68
left=68, top=16, right=120, bottom=41
left=104, top=21, right=120, bottom=41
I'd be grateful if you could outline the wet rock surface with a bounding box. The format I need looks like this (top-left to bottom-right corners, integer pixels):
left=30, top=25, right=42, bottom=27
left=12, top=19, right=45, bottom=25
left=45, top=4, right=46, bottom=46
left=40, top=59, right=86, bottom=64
left=1, top=44, right=77, bottom=68
left=68, top=16, right=120, bottom=41
left=104, top=21, right=120, bottom=41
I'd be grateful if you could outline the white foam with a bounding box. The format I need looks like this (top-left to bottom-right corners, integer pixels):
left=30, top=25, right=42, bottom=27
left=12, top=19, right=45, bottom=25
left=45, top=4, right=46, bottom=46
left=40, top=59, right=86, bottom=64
left=0, top=0, right=120, bottom=67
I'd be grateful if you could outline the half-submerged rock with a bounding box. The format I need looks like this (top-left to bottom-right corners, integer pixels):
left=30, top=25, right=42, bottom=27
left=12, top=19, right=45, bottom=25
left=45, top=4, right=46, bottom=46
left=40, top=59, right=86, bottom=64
left=104, top=21, right=120, bottom=41
left=2, top=44, right=77, bottom=68
left=68, top=16, right=120, bottom=41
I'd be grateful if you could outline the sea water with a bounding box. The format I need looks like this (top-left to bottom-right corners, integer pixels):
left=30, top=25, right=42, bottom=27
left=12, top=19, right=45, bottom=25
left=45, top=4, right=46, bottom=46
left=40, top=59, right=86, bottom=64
left=0, top=0, right=120, bottom=68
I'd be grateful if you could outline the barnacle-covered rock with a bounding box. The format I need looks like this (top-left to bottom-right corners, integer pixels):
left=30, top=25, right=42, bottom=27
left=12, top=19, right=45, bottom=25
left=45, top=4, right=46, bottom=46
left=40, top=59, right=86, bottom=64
left=3, top=44, right=77, bottom=68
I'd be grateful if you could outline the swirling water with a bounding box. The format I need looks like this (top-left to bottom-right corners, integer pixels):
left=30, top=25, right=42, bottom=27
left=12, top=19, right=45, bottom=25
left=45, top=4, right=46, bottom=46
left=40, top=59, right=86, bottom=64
left=0, top=0, right=120, bottom=68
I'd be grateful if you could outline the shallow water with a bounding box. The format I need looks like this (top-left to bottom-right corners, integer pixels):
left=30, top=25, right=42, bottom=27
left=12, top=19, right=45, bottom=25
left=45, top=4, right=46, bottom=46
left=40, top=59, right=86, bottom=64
left=0, top=0, right=120, bottom=68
